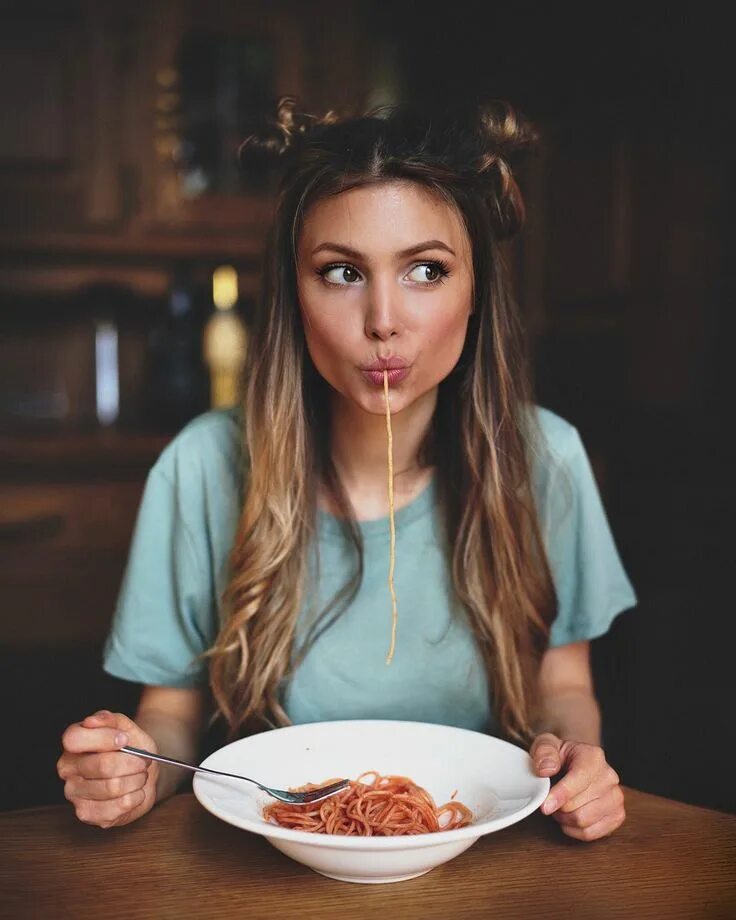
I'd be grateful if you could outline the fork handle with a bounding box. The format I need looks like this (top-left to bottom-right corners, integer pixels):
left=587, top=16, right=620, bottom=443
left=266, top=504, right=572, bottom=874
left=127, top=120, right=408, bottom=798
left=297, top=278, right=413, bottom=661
left=121, top=745, right=261, bottom=788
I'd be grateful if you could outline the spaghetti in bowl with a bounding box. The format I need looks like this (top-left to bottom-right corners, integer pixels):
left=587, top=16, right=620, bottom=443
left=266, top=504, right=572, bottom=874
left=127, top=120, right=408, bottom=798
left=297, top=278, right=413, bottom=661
left=192, top=719, right=549, bottom=884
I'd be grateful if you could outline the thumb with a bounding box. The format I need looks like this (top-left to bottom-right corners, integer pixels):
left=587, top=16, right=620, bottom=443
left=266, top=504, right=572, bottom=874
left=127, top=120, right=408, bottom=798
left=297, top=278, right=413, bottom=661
left=530, top=732, right=564, bottom=776
left=81, top=710, right=156, bottom=753
left=82, top=710, right=136, bottom=732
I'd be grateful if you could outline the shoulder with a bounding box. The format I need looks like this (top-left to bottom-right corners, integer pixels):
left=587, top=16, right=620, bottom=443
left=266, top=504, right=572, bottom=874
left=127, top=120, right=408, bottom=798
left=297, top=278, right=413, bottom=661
left=522, top=405, right=594, bottom=512
left=158, top=406, right=241, bottom=461
left=529, top=405, right=580, bottom=460
left=153, top=408, right=242, bottom=475
left=149, top=408, right=245, bottom=505
left=522, top=404, right=584, bottom=482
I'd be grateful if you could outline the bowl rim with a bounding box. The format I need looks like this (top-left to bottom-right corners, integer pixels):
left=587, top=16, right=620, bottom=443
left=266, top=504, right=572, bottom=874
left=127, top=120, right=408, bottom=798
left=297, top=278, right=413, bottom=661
left=192, top=719, right=549, bottom=851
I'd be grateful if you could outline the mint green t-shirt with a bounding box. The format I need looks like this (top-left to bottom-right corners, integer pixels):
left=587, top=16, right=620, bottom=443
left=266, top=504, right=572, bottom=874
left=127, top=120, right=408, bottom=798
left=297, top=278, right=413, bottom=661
left=102, top=406, right=637, bottom=734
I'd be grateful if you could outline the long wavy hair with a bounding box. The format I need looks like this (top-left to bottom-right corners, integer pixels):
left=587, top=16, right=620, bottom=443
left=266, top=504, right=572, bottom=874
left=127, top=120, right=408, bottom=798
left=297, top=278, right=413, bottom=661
left=202, top=95, right=557, bottom=745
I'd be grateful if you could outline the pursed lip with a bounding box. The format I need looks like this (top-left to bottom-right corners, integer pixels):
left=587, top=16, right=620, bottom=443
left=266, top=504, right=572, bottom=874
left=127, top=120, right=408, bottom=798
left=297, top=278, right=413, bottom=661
left=360, top=366, right=411, bottom=387
left=360, top=357, right=410, bottom=371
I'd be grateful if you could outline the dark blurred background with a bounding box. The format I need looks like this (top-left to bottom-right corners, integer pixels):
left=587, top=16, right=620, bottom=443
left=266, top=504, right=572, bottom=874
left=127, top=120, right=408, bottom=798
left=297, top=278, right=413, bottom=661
left=1, top=1, right=733, bottom=814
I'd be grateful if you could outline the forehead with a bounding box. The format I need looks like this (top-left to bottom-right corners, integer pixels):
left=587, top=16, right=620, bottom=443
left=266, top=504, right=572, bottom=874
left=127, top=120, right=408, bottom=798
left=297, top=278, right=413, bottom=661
left=297, top=180, right=470, bottom=257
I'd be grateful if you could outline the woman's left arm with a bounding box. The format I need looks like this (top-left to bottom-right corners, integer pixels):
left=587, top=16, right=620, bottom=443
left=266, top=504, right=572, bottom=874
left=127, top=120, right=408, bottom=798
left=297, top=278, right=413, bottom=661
left=530, top=640, right=626, bottom=841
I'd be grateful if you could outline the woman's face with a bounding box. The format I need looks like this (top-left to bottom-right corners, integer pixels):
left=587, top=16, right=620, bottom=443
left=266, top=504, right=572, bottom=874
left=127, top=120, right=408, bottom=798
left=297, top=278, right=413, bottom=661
left=296, top=180, right=474, bottom=416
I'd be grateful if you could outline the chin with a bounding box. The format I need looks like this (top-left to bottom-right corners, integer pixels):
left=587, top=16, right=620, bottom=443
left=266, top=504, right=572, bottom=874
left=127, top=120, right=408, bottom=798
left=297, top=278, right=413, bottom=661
left=339, top=385, right=404, bottom=416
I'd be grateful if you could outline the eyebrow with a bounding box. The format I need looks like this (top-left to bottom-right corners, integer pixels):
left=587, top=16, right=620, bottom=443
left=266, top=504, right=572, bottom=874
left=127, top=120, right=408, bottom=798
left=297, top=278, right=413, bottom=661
left=311, top=239, right=456, bottom=259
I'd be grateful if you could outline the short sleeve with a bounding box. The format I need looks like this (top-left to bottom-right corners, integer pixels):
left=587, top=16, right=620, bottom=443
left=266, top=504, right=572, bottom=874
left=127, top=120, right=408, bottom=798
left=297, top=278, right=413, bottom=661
left=102, top=464, right=215, bottom=688
left=535, top=424, right=638, bottom=648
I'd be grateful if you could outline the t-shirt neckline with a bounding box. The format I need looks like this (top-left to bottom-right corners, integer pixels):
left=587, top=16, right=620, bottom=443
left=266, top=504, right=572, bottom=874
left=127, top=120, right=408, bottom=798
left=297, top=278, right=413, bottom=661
left=318, top=475, right=437, bottom=540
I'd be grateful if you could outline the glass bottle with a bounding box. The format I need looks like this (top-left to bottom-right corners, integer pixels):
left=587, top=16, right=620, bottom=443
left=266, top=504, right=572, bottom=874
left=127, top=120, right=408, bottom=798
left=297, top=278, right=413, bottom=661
left=202, top=265, right=247, bottom=408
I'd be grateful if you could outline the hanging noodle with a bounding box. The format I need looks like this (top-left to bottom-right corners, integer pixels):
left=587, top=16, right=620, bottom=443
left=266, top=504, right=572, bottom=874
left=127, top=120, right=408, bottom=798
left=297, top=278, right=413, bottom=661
left=263, top=388, right=476, bottom=836
left=384, top=370, right=398, bottom=664
left=263, top=771, right=473, bottom=836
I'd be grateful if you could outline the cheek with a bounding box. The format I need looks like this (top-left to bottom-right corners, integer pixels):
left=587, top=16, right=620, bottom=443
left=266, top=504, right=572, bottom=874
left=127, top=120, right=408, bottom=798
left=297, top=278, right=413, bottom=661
left=299, top=298, right=357, bottom=372
left=420, top=300, right=471, bottom=367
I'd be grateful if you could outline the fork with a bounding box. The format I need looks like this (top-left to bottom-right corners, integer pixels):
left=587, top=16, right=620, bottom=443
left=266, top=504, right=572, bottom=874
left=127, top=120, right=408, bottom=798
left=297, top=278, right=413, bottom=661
left=121, top=745, right=350, bottom=804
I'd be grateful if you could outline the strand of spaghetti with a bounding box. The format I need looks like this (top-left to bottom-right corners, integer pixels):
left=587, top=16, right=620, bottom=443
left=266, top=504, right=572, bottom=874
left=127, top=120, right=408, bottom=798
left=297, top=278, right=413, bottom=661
left=384, top=369, right=398, bottom=664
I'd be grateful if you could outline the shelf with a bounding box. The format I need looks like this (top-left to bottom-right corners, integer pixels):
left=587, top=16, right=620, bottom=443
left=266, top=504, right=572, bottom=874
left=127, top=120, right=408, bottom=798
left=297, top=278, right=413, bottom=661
left=0, top=429, right=172, bottom=478
left=0, top=230, right=266, bottom=265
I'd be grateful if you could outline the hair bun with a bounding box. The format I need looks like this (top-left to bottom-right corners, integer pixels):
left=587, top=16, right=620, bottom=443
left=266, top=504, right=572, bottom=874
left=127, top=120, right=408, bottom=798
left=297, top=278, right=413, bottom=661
left=475, top=100, right=538, bottom=163
left=238, top=96, right=340, bottom=169
left=472, top=100, right=538, bottom=241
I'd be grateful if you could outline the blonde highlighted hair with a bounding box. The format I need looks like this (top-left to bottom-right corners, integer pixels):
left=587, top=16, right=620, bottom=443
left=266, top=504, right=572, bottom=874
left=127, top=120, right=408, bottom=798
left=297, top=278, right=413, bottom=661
left=201, top=96, right=556, bottom=744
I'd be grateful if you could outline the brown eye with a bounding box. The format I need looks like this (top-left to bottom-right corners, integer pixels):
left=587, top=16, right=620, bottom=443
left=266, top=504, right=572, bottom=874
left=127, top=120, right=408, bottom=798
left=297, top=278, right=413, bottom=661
left=320, top=264, right=362, bottom=285
left=406, top=262, right=449, bottom=284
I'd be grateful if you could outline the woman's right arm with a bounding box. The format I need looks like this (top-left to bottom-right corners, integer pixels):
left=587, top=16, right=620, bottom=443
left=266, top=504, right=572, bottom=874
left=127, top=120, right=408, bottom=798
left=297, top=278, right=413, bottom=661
left=134, top=685, right=206, bottom=803
left=57, top=685, right=205, bottom=828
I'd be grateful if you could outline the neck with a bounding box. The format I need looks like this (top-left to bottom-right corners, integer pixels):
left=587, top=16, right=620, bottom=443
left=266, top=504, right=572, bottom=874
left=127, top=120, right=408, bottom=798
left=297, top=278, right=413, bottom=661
left=328, top=386, right=437, bottom=501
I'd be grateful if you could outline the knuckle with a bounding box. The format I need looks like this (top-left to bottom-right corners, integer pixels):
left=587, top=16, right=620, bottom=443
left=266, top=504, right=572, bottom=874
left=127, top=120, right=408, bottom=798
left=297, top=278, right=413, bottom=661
left=120, top=790, right=142, bottom=812
left=74, top=803, right=93, bottom=824
left=75, top=755, right=96, bottom=780
left=111, top=798, right=127, bottom=817
left=61, top=725, right=78, bottom=751
left=98, top=755, right=118, bottom=780
left=607, top=765, right=620, bottom=785
left=87, top=754, right=104, bottom=778
left=63, top=783, right=76, bottom=803
left=107, top=776, right=125, bottom=798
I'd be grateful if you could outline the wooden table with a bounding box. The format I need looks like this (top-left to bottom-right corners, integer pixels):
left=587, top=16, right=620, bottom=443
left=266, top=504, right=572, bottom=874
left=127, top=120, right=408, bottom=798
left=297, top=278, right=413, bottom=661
left=1, top=787, right=734, bottom=919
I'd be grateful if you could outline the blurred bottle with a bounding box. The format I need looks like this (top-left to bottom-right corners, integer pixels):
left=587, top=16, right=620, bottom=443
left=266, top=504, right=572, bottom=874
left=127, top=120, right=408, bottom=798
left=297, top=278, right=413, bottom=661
left=95, top=316, right=119, bottom=427
left=203, top=265, right=247, bottom=408
left=146, top=265, right=208, bottom=430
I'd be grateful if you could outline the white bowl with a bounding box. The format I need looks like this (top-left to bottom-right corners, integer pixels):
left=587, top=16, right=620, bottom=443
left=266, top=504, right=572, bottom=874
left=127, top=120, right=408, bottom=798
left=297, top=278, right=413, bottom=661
left=193, top=719, right=549, bottom=884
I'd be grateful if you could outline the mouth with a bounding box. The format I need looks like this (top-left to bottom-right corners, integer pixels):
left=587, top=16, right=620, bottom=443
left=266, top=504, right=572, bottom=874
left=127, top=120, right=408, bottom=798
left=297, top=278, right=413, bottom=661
left=359, top=366, right=411, bottom=387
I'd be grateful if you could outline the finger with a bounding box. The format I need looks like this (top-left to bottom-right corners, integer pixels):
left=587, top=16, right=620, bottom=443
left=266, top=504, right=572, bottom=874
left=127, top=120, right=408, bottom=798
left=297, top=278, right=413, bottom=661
left=81, top=710, right=137, bottom=733
left=74, top=751, right=147, bottom=781
left=56, top=753, right=74, bottom=781
left=533, top=749, right=562, bottom=775
left=62, top=723, right=129, bottom=755
left=529, top=733, right=564, bottom=776
left=541, top=746, right=605, bottom=814
left=74, top=790, right=147, bottom=828
left=562, top=765, right=620, bottom=813
left=64, top=771, right=148, bottom=802
left=559, top=807, right=626, bottom=842
left=552, top=786, right=625, bottom=829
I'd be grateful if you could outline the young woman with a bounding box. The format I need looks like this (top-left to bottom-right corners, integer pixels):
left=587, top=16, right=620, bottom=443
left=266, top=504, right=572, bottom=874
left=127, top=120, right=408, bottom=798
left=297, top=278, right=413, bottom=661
left=57, top=97, right=636, bottom=841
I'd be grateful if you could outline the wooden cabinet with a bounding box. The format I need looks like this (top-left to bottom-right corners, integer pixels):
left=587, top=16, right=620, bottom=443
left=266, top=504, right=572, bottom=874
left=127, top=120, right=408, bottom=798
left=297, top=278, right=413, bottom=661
left=0, top=0, right=371, bottom=263
left=0, top=481, right=142, bottom=643
left=0, top=2, right=128, bottom=233
left=0, top=432, right=169, bottom=645
left=131, top=0, right=304, bottom=234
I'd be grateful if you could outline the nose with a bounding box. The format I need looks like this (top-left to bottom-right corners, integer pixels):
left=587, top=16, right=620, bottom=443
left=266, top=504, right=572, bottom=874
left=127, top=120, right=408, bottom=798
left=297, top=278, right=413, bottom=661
left=364, top=277, right=402, bottom=341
